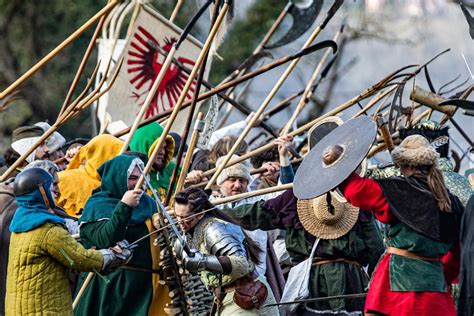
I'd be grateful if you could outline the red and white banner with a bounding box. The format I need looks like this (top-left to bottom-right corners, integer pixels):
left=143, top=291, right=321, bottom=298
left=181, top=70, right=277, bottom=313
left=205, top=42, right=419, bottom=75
left=98, top=5, right=208, bottom=134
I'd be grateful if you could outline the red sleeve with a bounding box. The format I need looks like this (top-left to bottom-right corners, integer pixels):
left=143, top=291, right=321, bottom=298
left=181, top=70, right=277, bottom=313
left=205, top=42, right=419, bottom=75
left=339, top=173, right=394, bottom=223
left=441, top=242, right=460, bottom=285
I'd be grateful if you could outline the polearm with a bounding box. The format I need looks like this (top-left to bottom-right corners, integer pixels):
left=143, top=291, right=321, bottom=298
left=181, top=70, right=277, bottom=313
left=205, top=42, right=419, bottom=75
left=119, top=0, right=214, bottom=154
left=134, top=0, right=232, bottom=191
left=0, top=59, right=122, bottom=182
left=127, top=182, right=293, bottom=248
left=264, top=293, right=367, bottom=307
left=112, top=41, right=333, bottom=139
left=164, top=2, right=220, bottom=205
left=0, top=1, right=119, bottom=100
left=57, top=0, right=117, bottom=117
left=205, top=0, right=344, bottom=190
left=410, top=85, right=474, bottom=147
left=280, top=22, right=345, bottom=135
left=148, top=40, right=280, bottom=137
left=200, top=64, right=406, bottom=180
left=175, top=113, right=205, bottom=193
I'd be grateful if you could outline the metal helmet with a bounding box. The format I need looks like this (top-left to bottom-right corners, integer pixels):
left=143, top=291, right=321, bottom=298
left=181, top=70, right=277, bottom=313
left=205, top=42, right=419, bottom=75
left=13, top=168, right=52, bottom=197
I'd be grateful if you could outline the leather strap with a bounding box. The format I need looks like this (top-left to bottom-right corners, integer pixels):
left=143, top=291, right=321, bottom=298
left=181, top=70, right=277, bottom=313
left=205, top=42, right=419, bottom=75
left=387, top=246, right=441, bottom=261
left=312, top=257, right=361, bottom=267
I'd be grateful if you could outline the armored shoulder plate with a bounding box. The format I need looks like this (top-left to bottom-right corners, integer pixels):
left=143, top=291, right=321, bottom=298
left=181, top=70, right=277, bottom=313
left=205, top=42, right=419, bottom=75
left=204, top=220, right=247, bottom=258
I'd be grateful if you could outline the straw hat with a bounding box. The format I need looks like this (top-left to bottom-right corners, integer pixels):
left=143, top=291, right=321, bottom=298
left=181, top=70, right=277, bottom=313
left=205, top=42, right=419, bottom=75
left=297, top=191, right=359, bottom=239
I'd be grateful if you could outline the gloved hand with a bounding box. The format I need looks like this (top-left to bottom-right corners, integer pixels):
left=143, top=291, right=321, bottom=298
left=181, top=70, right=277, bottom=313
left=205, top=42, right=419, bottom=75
left=99, top=240, right=135, bottom=273
left=174, top=239, right=223, bottom=274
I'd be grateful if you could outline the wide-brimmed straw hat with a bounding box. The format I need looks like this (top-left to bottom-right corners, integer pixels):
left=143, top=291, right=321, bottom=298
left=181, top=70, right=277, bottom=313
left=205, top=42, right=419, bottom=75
left=297, top=191, right=359, bottom=240
left=391, top=134, right=439, bottom=167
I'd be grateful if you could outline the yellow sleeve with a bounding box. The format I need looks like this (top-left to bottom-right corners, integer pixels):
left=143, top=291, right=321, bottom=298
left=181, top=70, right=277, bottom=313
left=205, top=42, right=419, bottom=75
left=43, top=224, right=103, bottom=272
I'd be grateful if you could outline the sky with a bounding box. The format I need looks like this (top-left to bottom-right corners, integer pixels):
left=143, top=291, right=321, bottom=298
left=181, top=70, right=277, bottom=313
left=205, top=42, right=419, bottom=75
left=221, top=0, right=473, bottom=173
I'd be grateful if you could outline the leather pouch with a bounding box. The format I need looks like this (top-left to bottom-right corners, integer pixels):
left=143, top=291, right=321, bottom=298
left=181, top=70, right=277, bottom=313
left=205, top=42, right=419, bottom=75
left=233, top=276, right=268, bottom=310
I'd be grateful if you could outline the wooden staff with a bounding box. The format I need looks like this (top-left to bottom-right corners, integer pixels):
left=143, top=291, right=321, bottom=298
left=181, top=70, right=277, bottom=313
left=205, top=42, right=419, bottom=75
left=119, top=0, right=213, bottom=154
left=0, top=59, right=122, bottom=181
left=281, top=23, right=344, bottom=135
left=0, top=1, right=118, bottom=100
left=112, top=42, right=327, bottom=139
left=211, top=183, right=293, bottom=206
left=351, top=85, right=398, bottom=119
left=164, top=2, right=220, bottom=205
left=170, top=0, right=185, bottom=23
left=190, top=157, right=304, bottom=189
left=205, top=0, right=344, bottom=190
left=58, top=1, right=115, bottom=117
left=134, top=1, right=231, bottom=191
left=200, top=66, right=405, bottom=179
left=150, top=42, right=279, bottom=137
left=175, top=113, right=205, bottom=193
left=376, top=115, right=395, bottom=151
left=72, top=272, right=94, bottom=309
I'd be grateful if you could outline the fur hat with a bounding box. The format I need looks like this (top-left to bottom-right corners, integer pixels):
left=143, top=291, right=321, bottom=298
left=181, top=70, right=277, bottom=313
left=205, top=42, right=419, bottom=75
left=391, top=135, right=439, bottom=167
left=399, top=120, right=449, bottom=158
left=216, top=155, right=252, bottom=186
left=297, top=191, right=359, bottom=240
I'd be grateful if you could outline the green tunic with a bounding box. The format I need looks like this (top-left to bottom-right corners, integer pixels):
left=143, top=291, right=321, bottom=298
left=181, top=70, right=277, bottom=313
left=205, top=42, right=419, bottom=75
left=74, top=155, right=169, bottom=316
left=75, top=202, right=153, bottom=316
left=226, top=194, right=384, bottom=313
left=386, top=222, right=452, bottom=292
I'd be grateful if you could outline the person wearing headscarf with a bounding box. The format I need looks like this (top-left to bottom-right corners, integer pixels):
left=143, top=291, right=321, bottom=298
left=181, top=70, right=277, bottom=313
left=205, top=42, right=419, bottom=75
left=5, top=168, right=129, bottom=316
left=74, top=155, right=170, bottom=316
left=0, top=160, right=78, bottom=315
left=129, top=122, right=176, bottom=200
left=339, top=135, right=463, bottom=315
left=56, top=134, right=123, bottom=217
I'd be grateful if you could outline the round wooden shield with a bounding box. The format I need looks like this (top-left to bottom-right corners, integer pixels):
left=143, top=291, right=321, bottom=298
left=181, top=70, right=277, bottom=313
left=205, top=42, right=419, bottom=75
left=294, top=116, right=377, bottom=199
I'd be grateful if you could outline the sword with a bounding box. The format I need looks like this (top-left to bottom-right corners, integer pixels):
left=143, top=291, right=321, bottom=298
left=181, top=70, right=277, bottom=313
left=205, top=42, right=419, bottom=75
left=264, top=293, right=367, bottom=307
left=136, top=164, right=194, bottom=257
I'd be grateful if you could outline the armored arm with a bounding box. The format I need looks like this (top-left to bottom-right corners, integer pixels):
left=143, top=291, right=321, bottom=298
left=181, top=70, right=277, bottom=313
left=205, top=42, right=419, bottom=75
left=180, top=221, right=253, bottom=278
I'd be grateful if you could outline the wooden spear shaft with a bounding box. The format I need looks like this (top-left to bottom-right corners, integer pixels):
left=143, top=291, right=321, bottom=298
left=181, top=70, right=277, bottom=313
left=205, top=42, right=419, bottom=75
left=211, top=184, right=293, bottom=205
left=281, top=26, right=343, bottom=135
left=175, top=113, right=204, bottom=193
left=113, top=44, right=324, bottom=138
left=58, top=0, right=116, bottom=117
left=201, top=75, right=392, bottom=179
left=205, top=1, right=343, bottom=190
left=135, top=2, right=230, bottom=191
left=119, top=45, right=177, bottom=153
left=0, top=1, right=118, bottom=100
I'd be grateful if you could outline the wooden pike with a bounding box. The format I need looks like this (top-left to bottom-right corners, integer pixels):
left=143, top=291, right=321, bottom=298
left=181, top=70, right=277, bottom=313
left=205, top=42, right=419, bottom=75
left=200, top=65, right=407, bottom=179
left=0, top=1, right=119, bottom=100
left=0, top=59, right=122, bottom=181
left=205, top=0, right=344, bottom=190
left=164, top=2, right=220, bottom=205
left=211, top=183, right=293, bottom=206
left=58, top=1, right=115, bottom=117
left=175, top=113, right=205, bottom=193
left=119, top=0, right=213, bottom=154
left=170, top=0, right=185, bottom=23
left=112, top=37, right=331, bottom=138
left=281, top=22, right=345, bottom=135
left=134, top=1, right=231, bottom=191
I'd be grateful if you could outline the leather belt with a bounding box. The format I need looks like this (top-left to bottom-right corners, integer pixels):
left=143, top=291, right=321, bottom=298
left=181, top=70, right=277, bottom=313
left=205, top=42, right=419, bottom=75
left=387, top=246, right=441, bottom=261
left=312, top=257, right=361, bottom=267
left=216, top=270, right=259, bottom=294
